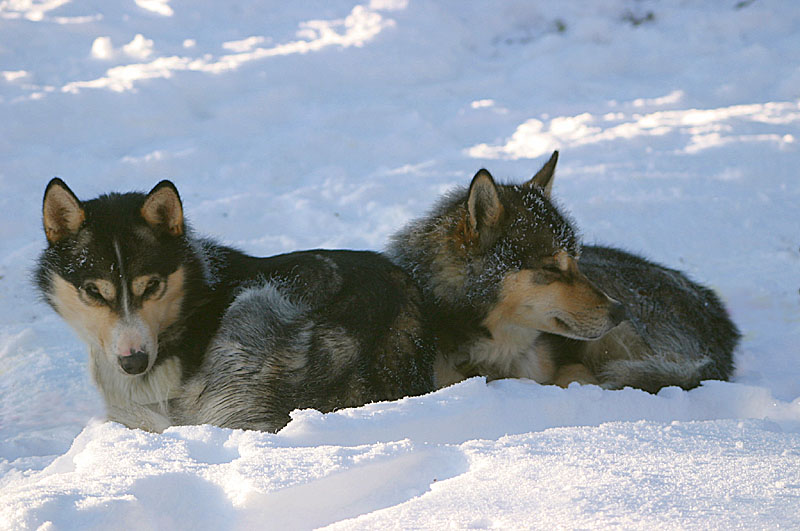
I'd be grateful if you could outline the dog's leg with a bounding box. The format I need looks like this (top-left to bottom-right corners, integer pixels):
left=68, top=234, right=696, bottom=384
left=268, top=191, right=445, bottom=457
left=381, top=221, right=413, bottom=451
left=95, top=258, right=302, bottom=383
left=433, top=352, right=473, bottom=388
left=580, top=321, right=653, bottom=370
left=106, top=403, right=172, bottom=433
left=552, top=363, right=599, bottom=387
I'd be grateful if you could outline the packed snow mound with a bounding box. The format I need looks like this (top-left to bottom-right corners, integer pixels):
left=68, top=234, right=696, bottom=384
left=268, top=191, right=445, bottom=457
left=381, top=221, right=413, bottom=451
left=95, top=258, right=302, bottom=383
left=3, top=380, right=800, bottom=530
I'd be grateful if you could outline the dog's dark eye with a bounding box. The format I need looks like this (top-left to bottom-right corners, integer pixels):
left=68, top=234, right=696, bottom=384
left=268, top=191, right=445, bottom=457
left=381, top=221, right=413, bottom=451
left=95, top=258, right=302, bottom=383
left=143, top=278, right=162, bottom=298
left=83, top=283, right=104, bottom=302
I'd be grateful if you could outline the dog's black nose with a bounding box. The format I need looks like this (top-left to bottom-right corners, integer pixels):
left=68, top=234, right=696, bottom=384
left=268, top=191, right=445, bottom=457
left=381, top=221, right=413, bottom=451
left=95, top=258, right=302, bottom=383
left=609, top=300, right=627, bottom=326
left=118, top=350, right=149, bottom=375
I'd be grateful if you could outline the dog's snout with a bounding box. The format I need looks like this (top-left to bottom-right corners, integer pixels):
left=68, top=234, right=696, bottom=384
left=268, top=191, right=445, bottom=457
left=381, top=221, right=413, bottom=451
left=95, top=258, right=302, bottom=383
left=609, top=300, right=627, bottom=326
left=118, top=350, right=149, bottom=375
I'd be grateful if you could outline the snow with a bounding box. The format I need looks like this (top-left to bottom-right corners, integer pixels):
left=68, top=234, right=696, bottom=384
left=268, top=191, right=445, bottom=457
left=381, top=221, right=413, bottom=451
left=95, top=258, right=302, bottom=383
left=1, top=0, right=800, bottom=529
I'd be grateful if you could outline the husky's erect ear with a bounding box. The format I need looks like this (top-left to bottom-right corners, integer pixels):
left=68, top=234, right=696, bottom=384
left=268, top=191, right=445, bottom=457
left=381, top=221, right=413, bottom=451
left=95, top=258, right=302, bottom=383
left=467, top=169, right=505, bottom=249
left=141, top=180, right=184, bottom=236
left=524, top=150, right=559, bottom=198
left=43, top=178, right=85, bottom=244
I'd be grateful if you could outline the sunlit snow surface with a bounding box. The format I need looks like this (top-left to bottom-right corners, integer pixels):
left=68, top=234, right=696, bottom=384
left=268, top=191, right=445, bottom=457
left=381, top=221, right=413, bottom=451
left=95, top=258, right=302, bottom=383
left=2, top=1, right=800, bottom=529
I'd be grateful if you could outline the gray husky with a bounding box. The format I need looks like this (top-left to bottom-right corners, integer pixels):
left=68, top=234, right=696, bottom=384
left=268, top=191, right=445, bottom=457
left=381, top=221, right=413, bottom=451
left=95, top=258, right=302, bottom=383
left=36, top=179, right=434, bottom=432
left=388, top=152, right=739, bottom=392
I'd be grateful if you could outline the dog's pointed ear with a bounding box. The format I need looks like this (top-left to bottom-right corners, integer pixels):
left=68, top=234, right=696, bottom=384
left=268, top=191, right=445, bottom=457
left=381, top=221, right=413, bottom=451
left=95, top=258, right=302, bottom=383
left=467, top=169, right=504, bottom=248
left=43, top=178, right=85, bottom=244
left=141, top=180, right=184, bottom=236
left=524, top=150, right=558, bottom=198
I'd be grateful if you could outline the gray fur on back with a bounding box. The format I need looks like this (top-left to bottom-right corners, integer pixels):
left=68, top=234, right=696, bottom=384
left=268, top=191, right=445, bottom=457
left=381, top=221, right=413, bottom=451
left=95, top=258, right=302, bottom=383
left=177, top=281, right=314, bottom=430
left=577, top=245, right=739, bottom=391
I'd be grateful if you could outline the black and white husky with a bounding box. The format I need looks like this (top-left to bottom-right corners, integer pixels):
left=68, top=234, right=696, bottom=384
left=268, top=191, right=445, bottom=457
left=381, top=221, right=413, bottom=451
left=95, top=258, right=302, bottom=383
left=36, top=179, right=434, bottom=432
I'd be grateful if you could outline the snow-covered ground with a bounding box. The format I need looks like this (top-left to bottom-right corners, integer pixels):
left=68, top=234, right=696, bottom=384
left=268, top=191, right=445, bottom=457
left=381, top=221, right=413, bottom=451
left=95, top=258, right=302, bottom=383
left=2, top=1, right=800, bottom=528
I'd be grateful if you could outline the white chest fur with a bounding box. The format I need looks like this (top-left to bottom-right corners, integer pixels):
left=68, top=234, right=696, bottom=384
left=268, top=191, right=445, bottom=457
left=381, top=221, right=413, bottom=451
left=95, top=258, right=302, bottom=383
left=468, top=323, right=556, bottom=384
left=90, top=347, right=183, bottom=409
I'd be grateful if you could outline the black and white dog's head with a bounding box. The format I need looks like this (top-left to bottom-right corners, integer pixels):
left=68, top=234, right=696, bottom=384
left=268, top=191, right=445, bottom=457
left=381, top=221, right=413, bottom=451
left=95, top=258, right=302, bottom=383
left=36, top=179, right=189, bottom=377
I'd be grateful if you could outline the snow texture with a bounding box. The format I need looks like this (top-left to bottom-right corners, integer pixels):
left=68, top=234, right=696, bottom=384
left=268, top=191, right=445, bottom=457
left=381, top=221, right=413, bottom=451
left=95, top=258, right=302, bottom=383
left=2, top=1, right=800, bottom=529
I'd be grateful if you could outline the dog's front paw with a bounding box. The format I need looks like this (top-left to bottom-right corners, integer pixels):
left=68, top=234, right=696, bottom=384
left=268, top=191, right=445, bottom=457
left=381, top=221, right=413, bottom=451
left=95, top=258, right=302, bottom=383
left=552, top=363, right=599, bottom=388
left=106, top=404, right=173, bottom=433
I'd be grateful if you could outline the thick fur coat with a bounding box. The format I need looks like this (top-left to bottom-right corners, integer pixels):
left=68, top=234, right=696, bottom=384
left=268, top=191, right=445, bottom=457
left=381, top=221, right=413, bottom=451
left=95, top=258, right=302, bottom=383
left=388, top=152, right=739, bottom=392
left=37, top=179, right=434, bottom=432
